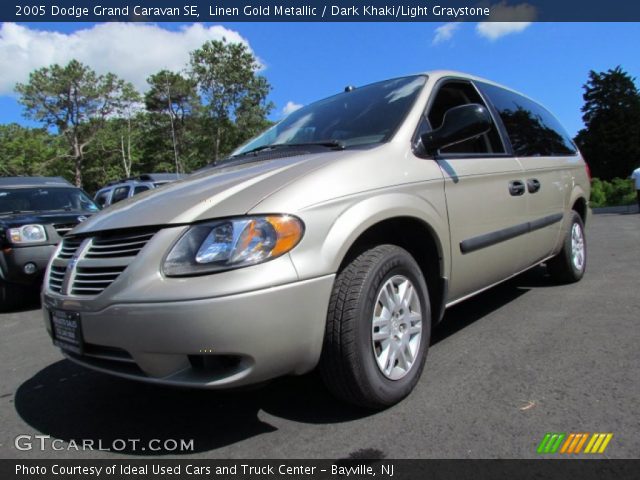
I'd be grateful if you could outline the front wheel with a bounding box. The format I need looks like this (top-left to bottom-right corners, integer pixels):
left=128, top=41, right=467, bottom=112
left=319, top=245, right=431, bottom=409
left=547, top=211, right=587, bottom=283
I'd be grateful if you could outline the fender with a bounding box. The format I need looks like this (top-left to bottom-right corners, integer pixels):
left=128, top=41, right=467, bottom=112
left=289, top=189, right=451, bottom=282
left=551, top=184, right=590, bottom=256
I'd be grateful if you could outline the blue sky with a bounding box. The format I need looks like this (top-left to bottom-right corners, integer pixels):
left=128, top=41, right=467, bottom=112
left=0, top=22, right=639, bottom=136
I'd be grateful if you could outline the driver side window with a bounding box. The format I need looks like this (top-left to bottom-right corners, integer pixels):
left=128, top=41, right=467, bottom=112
left=425, top=81, right=504, bottom=155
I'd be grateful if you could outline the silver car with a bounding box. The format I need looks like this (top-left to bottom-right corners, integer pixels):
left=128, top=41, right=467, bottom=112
left=43, top=71, right=590, bottom=408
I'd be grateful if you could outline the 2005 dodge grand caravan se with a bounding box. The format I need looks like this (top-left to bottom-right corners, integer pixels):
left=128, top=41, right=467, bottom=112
left=43, top=71, right=590, bottom=408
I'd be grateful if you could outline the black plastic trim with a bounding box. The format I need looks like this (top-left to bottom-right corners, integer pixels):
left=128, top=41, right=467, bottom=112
left=460, top=213, right=563, bottom=254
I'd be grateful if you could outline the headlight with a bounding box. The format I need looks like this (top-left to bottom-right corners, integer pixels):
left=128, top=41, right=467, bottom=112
left=8, top=225, right=47, bottom=244
left=163, top=215, right=304, bottom=276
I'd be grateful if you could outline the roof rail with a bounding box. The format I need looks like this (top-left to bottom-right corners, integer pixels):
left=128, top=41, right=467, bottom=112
left=0, top=176, right=74, bottom=187
left=103, top=173, right=183, bottom=186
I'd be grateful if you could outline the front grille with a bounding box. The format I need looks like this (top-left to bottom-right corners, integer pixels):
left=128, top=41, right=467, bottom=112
left=71, top=266, right=128, bottom=295
left=58, top=237, right=83, bottom=259
left=53, top=222, right=78, bottom=237
left=85, top=231, right=155, bottom=258
left=47, top=228, right=158, bottom=296
left=48, top=265, right=66, bottom=293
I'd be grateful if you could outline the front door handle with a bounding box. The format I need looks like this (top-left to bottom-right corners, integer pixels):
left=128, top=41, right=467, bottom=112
left=508, top=180, right=526, bottom=196
left=527, top=178, right=541, bottom=193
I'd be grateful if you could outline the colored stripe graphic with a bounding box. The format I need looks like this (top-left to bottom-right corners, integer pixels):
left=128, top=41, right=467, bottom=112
left=539, top=433, right=613, bottom=454
left=537, top=433, right=565, bottom=454
left=574, top=433, right=590, bottom=453
left=584, top=433, right=613, bottom=454
left=560, top=433, right=589, bottom=454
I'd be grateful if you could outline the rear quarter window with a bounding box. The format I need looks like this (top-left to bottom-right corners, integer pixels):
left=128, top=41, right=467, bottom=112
left=477, top=82, right=577, bottom=157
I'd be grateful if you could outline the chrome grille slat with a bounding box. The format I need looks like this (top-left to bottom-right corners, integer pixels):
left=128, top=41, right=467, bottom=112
left=85, top=233, right=154, bottom=259
left=85, top=247, right=146, bottom=258
left=47, top=228, right=158, bottom=296
left=48, top=266, right=66, bottom=292
left=71, top=288, right=108, bottom=294
left=74, top=272, right=122, bottom=277
left=92, top=232, right=155, bottom=244
left=53, top=223, right=78, bottom=237
left=89, top=239, right=149, bottom=250
left=58, top=238, right=83, bottom=259
left=73, top=279, right=119, bottom=285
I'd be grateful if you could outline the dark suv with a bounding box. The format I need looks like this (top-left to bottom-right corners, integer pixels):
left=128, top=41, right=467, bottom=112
left=1, top=176, right=99, bottom=309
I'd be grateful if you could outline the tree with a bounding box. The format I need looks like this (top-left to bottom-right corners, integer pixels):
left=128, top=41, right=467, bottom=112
left=0, top=124, right=65, bottom=176
left=15, top=60, right=134, bottom=187
left=114, top=83, right=143, bottom=178
left=574, top=66, right=640, bottom=180
left=145, top=70, right=199, bottom=173
left=189, top=39, right=273, bottom=162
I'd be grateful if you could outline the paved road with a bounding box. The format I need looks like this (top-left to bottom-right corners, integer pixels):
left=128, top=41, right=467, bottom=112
left=1, top=214, right=638, bottom=459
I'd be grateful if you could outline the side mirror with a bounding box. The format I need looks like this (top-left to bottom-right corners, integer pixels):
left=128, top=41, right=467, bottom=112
left=421, top=103, right=492, bottom=155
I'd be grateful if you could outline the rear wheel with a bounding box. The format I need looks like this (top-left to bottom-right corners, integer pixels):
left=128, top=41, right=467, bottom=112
left=319, top=245, right=431, bottom=409
left=547, top=211, right=586, bottom=283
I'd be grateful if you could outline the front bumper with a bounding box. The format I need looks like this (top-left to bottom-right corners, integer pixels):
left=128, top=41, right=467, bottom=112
left=1, top=244, right=56, bottom=286
left=43, top=274, right=334, bottom=388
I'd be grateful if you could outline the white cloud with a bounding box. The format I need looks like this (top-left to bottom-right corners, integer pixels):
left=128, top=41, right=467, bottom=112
left=432, top=23, right=460, bottom=45
left=282, top=101, right=303, bottom=116
left=476, top=2, right=536, bottom=41
left=476, top=22, right=532, bottom=41
left=0, top=23, right=252, bottom=95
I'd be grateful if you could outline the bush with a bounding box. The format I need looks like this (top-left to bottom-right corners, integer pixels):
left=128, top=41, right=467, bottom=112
left=590, top=177, right=636, bottom=207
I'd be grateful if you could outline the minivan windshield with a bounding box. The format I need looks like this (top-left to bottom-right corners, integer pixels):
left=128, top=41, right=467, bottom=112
left=0, top=187, right=99, bottom=214
left=232, top=75, right=426, bottom=156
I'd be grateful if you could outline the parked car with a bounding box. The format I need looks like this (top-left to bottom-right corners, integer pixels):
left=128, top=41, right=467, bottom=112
left=93, top=173, right=183, bottom=208
left=42, top=71, right=590, bottom=408
left=0, top=176, right=99, bottom=310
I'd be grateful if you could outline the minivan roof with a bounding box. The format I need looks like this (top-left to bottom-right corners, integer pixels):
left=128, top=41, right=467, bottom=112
left=0, top=176, right=74, bottom=188
left=422, top=70, right=541, bottom=105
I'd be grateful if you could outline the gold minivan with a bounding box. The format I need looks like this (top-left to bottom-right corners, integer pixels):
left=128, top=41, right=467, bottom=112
left=43, top=71, right=590, bottom=408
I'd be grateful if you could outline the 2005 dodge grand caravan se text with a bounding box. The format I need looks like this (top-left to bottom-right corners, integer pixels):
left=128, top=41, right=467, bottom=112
left=43, top=71, right=590, bottom=408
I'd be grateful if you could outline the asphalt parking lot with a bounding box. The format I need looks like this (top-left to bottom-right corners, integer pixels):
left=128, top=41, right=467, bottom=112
left=1, top=213, right=638, bottom=459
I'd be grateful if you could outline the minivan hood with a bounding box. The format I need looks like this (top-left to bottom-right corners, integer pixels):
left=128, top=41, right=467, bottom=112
left=72, top=151, right=352, bottom=234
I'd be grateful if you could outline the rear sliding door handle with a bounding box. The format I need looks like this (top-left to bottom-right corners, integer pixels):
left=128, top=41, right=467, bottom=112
left=527, top=178, right=541, bottom=193
left=508, top=180, right=526, bottom=196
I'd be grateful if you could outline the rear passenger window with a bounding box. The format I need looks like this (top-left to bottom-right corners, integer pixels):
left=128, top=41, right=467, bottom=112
left=477, top=82, right=576, bottom=157
left=111, top=186, right=130, bottom=204
left=133, top=185, right=150, bottom=195
left=425, top=81, right=504, bottom=155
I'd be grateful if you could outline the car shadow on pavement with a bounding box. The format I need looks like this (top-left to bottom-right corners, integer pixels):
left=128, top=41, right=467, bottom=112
left=14, top=266, right=551, bottom=456
left=431, top=265, right=547, bottom=344
left=14, top=359, right=369, bottom=455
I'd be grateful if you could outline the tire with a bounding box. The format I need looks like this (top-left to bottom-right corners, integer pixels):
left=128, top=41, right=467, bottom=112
left=0, top=281, right=19, bottom=312
left=319, top=245, right=431, bottom=409
left=547, top=211, right=587, bottom=284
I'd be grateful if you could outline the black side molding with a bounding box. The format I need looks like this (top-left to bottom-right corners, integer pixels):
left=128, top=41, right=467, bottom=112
left=460, top=213, right=564, bottom=254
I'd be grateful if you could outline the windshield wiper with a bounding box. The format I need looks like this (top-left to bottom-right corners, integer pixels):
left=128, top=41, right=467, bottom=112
left=274, top=140, right=346, bottom=150
left=46, top=207, right=74, bottom=212
left=233, top=145, right=276, bottom=157
left=233, top=140, right=345, bottom=157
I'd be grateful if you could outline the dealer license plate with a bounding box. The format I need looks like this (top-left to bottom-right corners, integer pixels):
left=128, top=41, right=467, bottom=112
left=50, top=310, right=84, bottom=354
